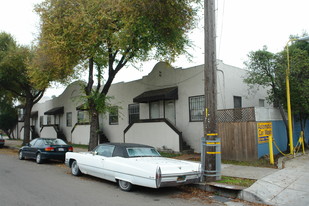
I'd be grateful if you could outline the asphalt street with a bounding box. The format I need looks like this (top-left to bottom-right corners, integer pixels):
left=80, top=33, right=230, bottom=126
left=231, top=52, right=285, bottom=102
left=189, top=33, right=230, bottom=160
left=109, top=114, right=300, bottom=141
left=0, top=151, right=223, bottom=206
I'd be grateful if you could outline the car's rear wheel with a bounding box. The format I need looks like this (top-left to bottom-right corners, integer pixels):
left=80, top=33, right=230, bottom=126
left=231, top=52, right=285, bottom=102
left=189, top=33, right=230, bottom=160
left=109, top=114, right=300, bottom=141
left=71, top=160, right=82, bottom=176
left=36, top=153, right=43, bottom=164
left=118, top=180, right=133, bottom=191
left=18, top=151, right=24, bottom=160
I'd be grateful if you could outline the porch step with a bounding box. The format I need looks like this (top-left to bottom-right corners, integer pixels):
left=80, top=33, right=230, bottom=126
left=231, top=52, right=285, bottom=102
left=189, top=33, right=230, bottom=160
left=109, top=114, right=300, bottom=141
left=181, top=140, right=194, bottom=154
left=99, top=132, right=109, bottom=143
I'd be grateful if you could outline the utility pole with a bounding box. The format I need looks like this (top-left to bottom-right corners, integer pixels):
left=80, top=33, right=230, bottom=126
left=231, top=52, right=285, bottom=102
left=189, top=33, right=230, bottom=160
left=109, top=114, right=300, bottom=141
left=202, top=0, right=220, bottom=182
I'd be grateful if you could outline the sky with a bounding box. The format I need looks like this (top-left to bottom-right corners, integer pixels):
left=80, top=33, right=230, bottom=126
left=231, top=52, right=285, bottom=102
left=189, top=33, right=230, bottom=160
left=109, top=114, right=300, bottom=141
left=0, top=0, right=308, bottom=98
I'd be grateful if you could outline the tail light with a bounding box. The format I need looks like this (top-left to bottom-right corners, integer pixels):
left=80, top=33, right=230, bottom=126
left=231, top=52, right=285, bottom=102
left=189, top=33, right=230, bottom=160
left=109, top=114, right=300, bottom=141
left=45, top=147, right=55, bottom=151
left=155, top=166, right=161, bottom=188
left=68, top=146, right=73, bottom=152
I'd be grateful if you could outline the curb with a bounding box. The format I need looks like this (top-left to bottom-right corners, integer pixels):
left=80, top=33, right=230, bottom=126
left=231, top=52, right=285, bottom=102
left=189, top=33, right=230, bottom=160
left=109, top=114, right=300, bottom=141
left=238, top=190, right=268, bottom=205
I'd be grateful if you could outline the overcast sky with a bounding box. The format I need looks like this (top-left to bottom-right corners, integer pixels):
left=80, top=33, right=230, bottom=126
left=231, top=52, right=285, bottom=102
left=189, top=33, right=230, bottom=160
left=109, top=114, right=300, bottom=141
left=0, top=0, right=308, bottom=97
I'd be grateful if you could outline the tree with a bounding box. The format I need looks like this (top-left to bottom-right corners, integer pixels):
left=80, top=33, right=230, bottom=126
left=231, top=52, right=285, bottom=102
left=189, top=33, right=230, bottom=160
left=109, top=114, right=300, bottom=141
left=33, top=0, right=201, bottom=150
left=244, top=35, right=309, bottom=148
left=277, top=38, right=309, bottom=146
left=0, top=92, right=18, bottom=138
left=0, top=32, right=45, bottom=145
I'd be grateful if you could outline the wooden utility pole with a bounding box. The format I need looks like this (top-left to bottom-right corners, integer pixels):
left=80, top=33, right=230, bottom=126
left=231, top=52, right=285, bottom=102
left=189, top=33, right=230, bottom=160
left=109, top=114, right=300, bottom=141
left=203, top=0, right=219, bottom=182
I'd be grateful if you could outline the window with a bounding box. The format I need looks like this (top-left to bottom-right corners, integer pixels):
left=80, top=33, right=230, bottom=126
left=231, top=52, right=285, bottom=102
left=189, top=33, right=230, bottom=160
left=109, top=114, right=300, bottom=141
left=109, top=107, right=119, bottom=125
left=39, top=116, right=43, bottom=127
left=259, top=99, right=265, bottom=107
left=77, top=111, right=89, bottom=124
left=233, top=96, right=242, bottom=108
left=150, top=101, right=160, bottom=119
left=94, top=145, right=115, bottom=157
left=233, top=96, right=242, bottom=120
left=47, top=115, right=52, bottom=125
left=128, top=104, right=139, bottom=124
left=189, top=95, right=205, bottom=122
left=66, top=112, right=72, bottom=127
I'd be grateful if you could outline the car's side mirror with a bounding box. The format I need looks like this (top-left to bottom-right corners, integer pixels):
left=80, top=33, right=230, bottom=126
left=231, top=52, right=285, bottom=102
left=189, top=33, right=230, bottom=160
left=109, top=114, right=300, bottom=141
left=92, top=151, right=98, bottom=156
left=25, top=143, right=30, bottom=146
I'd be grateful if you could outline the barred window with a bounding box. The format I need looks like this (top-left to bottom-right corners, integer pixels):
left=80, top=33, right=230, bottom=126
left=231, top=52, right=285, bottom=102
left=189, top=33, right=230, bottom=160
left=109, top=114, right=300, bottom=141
left=189, top=95, right=205, bottom=122
left=128, top=104, right=139, bottom=124
left=109, top=107, right=119, bottom=125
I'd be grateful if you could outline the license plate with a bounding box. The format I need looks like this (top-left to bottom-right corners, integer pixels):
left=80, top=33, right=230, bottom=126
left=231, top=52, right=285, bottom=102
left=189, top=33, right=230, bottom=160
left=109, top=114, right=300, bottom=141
left=58, top=148, right=65, bottom=151
left=177, top=176, right=186, bottom=181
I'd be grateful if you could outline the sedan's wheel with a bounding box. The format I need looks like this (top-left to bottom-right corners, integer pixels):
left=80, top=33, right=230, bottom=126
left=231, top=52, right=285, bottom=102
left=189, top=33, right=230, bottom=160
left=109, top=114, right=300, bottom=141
left=71, top=160, right=82, bottom=176
left=18, top=151, right=24, bottom=160
left=36, top=153, right=43, bottom=164
left=118, top=180, right=133, bottom=191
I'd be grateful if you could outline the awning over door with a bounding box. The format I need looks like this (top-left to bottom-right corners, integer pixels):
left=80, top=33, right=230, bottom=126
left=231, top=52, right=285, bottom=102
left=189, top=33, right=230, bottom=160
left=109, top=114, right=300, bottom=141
left=44, top=107, right=64, bottom=115
left=31, top=111, right=38, bottom=118
left=133, top=87, right=178, bottom=103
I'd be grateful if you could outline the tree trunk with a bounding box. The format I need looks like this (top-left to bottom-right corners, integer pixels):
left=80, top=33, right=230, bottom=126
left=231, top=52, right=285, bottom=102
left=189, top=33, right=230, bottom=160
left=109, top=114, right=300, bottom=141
left=88, top=106, right=100, bottom=151
left=23, top=98, right=33, bottom=145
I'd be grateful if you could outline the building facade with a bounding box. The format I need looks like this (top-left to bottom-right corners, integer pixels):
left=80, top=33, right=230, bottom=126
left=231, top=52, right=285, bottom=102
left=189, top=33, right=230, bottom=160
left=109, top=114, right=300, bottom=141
left=16, top=61, right=273, bottom=153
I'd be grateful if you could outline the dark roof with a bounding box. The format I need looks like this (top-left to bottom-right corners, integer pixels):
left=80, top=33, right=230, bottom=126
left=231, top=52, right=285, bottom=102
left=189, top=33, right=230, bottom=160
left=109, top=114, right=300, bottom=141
left=44, top=107, right=64, bottom=115
left=133, top=87, right=178, bottom=103
left=31, top=111, right=38, bottom=118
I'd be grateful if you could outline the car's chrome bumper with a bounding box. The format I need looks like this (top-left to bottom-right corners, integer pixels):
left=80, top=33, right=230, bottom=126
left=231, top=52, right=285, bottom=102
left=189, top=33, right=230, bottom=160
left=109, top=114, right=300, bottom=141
left=159, top=172, right=201, bottom=187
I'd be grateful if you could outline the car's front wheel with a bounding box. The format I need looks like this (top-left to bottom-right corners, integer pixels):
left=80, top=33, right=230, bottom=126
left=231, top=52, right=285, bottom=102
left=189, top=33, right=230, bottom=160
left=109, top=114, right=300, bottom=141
left=36, top=153, right=43, bottom=164
left=118, top=180, right=133, bottom=191
left=18, top=151, right=24, bottom=160
left=71, top=160, right=82, bottom=176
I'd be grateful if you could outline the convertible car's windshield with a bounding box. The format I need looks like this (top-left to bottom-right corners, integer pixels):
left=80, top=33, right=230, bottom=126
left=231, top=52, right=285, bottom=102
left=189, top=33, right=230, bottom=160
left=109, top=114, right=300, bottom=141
left=127, top=147, right=161, bottom=157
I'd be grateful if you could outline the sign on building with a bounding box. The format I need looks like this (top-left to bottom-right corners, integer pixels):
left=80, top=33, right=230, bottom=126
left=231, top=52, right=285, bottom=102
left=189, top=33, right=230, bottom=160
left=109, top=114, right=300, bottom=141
left=257, top=122, right=272, bottom=144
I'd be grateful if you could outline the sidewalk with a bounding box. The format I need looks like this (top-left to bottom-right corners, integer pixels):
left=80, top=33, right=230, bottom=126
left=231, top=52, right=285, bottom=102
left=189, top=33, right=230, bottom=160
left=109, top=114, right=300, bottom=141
left=239, top=152, right=309, bottom=206
left=4, top=139, right=309, bottom=205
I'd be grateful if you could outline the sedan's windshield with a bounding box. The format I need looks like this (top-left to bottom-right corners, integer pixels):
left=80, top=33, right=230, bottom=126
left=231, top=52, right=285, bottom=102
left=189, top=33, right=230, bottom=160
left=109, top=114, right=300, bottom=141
left=43, top=139, right=66, bottom=145
left=127, top=147, right=161, bottom=157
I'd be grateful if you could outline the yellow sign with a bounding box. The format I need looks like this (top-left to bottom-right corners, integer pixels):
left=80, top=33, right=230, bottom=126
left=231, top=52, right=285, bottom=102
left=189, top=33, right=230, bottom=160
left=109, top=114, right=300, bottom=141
left=258, top=122, right=272, bottom=144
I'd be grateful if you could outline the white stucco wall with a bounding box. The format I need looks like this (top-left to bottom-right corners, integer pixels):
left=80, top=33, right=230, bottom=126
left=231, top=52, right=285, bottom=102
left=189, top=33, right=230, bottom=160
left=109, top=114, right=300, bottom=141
left=40, top=127, right=57, bottom=139
left=125, top=122, right=180, bottom=152
left=255, top=107, right=283, bottom=121
left=71, top=125, right=90, bottom=145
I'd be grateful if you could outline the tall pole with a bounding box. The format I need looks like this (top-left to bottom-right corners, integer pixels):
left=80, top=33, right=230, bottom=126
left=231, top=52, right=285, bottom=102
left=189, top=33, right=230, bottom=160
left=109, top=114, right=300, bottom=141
left=285, top=39, right=294, bottom=154
left=203, top=0, right=219, bottom=182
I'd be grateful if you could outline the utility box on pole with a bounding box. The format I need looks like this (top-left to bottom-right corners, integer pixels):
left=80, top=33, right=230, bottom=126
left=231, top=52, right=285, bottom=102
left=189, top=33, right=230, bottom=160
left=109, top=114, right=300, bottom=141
left=202, top=0, right=221, bottom=182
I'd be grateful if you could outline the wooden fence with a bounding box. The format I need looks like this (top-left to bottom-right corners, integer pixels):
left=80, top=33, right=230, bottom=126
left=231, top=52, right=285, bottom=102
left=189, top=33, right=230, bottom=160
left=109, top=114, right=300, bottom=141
left=218, top=107, right=258, bottom=161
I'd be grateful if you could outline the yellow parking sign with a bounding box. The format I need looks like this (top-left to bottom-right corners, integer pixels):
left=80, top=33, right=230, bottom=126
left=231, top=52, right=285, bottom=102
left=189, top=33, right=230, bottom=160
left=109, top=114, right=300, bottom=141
left=258, top=122, right=272, bottom=144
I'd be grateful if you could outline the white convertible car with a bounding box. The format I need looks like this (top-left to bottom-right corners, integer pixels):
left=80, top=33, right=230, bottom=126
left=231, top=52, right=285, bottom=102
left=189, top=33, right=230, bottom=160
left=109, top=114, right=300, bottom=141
left=65, top=143, right=201, bottom=191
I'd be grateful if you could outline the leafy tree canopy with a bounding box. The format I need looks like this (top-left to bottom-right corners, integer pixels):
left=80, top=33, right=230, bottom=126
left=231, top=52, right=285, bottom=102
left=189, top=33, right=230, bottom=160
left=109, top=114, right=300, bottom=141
left=31, top=0, right=201, bottom=88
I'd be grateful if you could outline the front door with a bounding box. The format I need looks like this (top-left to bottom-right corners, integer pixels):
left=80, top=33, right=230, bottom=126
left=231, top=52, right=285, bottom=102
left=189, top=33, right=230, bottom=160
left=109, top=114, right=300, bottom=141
left=164, top=100, right=176, bottom=125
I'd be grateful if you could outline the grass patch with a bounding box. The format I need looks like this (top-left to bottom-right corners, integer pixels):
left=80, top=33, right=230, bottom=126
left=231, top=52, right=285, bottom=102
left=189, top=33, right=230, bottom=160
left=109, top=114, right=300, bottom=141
left=160, top=152, right=182, bottom=158
left=70, top=144, right=89, bottom=149
left=216, top=176, right=256, bottom=187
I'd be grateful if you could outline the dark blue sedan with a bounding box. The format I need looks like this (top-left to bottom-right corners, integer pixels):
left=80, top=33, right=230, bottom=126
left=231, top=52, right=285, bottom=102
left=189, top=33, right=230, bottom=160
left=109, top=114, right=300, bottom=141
left=18, top=138, right=73, bottom=164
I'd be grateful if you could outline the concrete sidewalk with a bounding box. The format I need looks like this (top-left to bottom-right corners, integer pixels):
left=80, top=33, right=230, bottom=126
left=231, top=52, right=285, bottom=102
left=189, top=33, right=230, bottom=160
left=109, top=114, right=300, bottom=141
left=239, top=152, right=309, bottom=206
